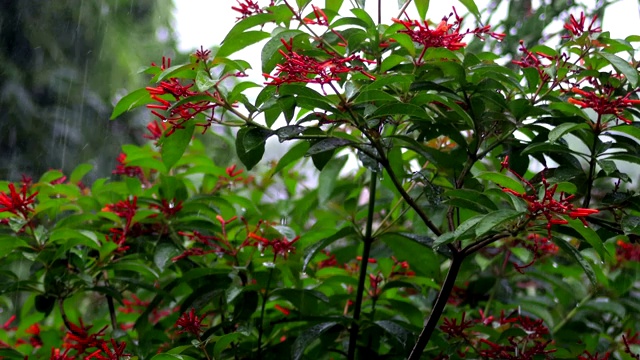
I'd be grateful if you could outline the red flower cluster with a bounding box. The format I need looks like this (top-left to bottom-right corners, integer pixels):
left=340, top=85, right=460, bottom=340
left=112, top=153, right=144, bottom=180
left=616, top=239, right=640, bottom=263
left=231, top=0, right=272, bottom=21
left=501, top=157, right=599, bottom=239
left=303, top=5, right=328, bottom=26
left=0, top=182, right=37, bottom=219
left=145, top=55, right=235, bottom=137
left=568, top=86, right=640, bottom=125
left=392, top=7, right=504, bottom=63
left=511, top=40, right=563, bottom=84
left=263, top=38, right=375, bottom=93
left=440, top=311, right=475, bottom=339
left=249, top=231, right=300, bottom=262
left=65, top=320, right=106, bottom=353
left=509, top=233, right=559, bottom=272
left=440, top=310, right=554, bottom=359
left=579, top=350, right=612, bottom=360
left=102, top=196, right=138, bottom=253
left=172, top=215, right=256, bottom=261
left=175, top=308, right=205, bottom=337
left=563, top=12, right=601, bottom=38
left=623, top=331, right=640, bottom=359
left=143, top=119, right=168, bottom=143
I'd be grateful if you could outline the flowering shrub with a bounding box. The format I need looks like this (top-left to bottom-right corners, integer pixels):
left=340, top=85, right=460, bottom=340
left=1, top=0, right=640, bottom=359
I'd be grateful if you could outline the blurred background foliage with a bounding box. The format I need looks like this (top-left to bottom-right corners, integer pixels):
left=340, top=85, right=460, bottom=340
left=0, top=0, right=621, bottom=181
left=0, top=0, right=177, bottom=181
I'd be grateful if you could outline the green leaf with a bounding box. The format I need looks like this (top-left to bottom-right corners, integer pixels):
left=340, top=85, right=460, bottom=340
left=475, top=209, right=523, bottom=237
left=567, top=218, right=610, bottom=261
left=156, top=64, right=197, bottom=82
left=69, top=163, right=93, bottom=184
left=236, top=127, right=266, bottom=170
left=292, top=322, right=339, bottom=360
left=326, top=0, right=344, bottom=15
left=213, top=333, right=242, bottom=359
left=243, top=128, right=273, bottom=151
left=552, top=237, right=598, bottom=287
left=459, top=0, right=481, bottom=21
left=195, top=69, right=216, bottom=92
left=548, top=123, right=590, bottom=143
left=376, top=320, right=414, bottom=350
left=0, top=348, right=26, bottom=360
left=318, top=155, right=348, bottom=204
left=110, top=88, right=152, bottom=120
left=306, top=138, right=352, bottom=155
left=369, top=103, right=428, bottom=119
left=273, top=141, right=310, bottom=175
left=151, top=354, right=196, bottom=360
left=0, top=236, right=28, bottom=254
left=444, top=189, right=498, bottom=213
left=223, top=13, right=275, bottom=43
left=434, top=215, right=485, bottom=247
left=111, top=260, right=160, bottom=280
left=154, top=243, right=180, bottom=273
left=380, top=54, right=409, bottom=72
left=161, top=120, right=195, bottom=171
left=353, top=90, right=399, bottom=104
left=303, top=227, right=356, bottom=271
left=218, top=31, right=270, bottom=58
left=350, top=8, right=375, bottom=30
left=598, top=52, right=639, bottom=87
left=414, top=0, right=429, bottom=20
left=389, top=33, right=416, bottom=56
left=476, top=172, right=526, bottom=194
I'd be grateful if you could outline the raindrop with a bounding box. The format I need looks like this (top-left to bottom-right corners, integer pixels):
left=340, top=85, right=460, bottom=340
left=280, top=217, right=288, bottom=226
left=162, top=119, right=168, bottom=123
left=552, top=262, right=558, bottom=268
left=263, top=262, right=276, bottom=268
left=169, top=201, right=175, bottom=209
left=553, top=298, right=559, bottom=303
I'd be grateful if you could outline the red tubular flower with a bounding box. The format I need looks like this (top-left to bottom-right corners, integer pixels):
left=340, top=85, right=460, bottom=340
left=103, top=197, right=138, bottom=230
left=175, top=308, right=205, bottom=337
left=274, top=304, right=291, bottom=316
left=50, top=347, right=76, bottom=360
left=568, top=86, right=640, bottom=125
left=232, top=0, right=265, bottom=21
left=143, top=119, right=168, bottom=142
left=393, top=7, right=504, bottom=64
left=500, top=160, right=599, bottom=238
left=112, top=153, right=145, bottom=180
left=1, top=315, right=17, bottom=331
left=440, top=311, right=474, bottom=339
left=303, top=5, right=329, bottom=26
left=0, top=183, right=38, bottom=219
left=616, top=239, right=640, bottom=263
left=145, top=55, right=234, bottom=136
left=63, top=318, right=107, bottom=354
left=264, top=39, right=375, bottom=93
left=578, top=350, right=612, bottom=360
left=563, top=12, right=601, bottom=38
left=26, top=323, right=43, bottom=348
left=250, top=231, right=301, bottom=261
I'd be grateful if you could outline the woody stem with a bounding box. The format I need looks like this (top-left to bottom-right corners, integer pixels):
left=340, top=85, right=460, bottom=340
left=408, top=253, right=465, bottom=359
left=583, top=120, right=601, bottom=208
left=347, top=171, right=377, bottom=360
left=257, top=267, right=274, bottom=360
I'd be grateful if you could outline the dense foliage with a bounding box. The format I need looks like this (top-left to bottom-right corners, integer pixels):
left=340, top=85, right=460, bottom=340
left=2, top=0, right=640, bottom=359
